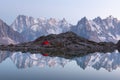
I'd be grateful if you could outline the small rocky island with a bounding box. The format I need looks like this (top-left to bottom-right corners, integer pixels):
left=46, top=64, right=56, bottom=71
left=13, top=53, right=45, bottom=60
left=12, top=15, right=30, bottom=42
left=0, top=32, right=119, bottom=58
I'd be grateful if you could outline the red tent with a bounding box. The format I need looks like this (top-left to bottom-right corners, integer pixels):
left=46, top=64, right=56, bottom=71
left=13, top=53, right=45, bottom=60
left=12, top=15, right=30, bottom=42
left=42, top=40, right=50, bottom=45
left=42, top=53, right=49, bottom=56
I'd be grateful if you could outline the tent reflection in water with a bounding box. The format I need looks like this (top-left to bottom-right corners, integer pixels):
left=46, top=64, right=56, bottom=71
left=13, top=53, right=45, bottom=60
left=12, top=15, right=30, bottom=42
left=42, top=53, right=49, bottom=56
left=41, top=40, right=50, bottom=56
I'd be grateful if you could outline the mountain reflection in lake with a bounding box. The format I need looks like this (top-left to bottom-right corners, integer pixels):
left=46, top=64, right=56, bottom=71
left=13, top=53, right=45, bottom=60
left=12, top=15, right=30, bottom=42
left=74, top=50, right=120, bottom=72
left=10, top=52, right=70, bottom=69
left=1, top=51, right=120, bottom=80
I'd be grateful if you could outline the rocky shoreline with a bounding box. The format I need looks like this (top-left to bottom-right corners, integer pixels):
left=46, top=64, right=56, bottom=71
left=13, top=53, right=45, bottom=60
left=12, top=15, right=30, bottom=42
left=0, top=32, right=119, bottom=58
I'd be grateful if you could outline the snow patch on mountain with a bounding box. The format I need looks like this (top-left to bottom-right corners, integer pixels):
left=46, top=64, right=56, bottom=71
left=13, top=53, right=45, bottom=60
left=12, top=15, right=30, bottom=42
left=72, top=16, right=120, bottom=43
left=11, top=15, right=71, bottom=41
left=10, top=15, right=120, bottom=43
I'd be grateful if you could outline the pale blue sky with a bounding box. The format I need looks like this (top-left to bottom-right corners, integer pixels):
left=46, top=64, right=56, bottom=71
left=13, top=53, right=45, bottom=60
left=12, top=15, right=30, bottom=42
left=0, top=0, right=120, bottom=25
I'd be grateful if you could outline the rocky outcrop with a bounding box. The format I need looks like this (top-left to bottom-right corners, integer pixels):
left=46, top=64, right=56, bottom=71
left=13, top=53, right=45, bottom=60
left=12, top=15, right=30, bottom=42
left=0, top=32, right=117, bottom=58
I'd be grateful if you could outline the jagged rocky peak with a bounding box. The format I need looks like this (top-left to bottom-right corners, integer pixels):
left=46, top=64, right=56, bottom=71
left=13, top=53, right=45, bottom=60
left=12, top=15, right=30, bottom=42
left=75, top=17, right=90, bottom=29
left=17, top=15, right=34, bottom=20
left=61, top=18, right=66, bottom=22
left=106, top=15, right=114, bottom=20
left=17, top=15, right=34, bottom=26
left=77, top=17, right=88, bottom=25
left=11, top=15, right=71, bottom=41
left=17, top=15, right=27, bottom=19
left=93, top=16, right=102, bottom=23
left=93, top=15, right=118, bottom=24
left=37, top=17, right=46, bottom=24
left=60, top=18, right=67, bottom=23
left=103, top=15, right=119, bottom=23
left=81, top=16, right=88, bottom=21
left=47, top=18, right=58, bottom=25
left=11, top=15, right=35, bottom=33
left=16, top=15, right=35, bottom=24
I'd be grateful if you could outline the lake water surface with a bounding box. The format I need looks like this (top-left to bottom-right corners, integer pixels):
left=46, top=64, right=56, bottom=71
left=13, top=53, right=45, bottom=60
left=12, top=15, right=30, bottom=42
left=0, top=51, right=120, bottom=80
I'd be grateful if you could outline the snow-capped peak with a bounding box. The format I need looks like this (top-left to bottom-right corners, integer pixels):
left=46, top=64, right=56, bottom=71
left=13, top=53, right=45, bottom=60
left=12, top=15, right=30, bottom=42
left=72, top=16, right=120, bottom=43
left=77, top=17, right=88, bottom=25
left=11, top=15, right=71, bottom=41
left=106, top=15, right=114, bottom=20
left=48, top=18, right=58, bottom=26
left=10, top=15, right=120, bottom=43
left=93, top=16, right=103, bottom=24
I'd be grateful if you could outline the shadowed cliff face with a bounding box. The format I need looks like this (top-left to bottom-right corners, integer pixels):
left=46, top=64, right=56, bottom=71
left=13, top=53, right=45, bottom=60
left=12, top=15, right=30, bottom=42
left=0, top=32, right=118, bottom=59
left=0, top=19, right=25, bottom=44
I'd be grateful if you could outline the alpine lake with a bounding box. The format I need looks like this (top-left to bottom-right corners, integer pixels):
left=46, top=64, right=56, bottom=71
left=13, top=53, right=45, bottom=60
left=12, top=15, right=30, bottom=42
left=0, top=50, right=120, bottom=80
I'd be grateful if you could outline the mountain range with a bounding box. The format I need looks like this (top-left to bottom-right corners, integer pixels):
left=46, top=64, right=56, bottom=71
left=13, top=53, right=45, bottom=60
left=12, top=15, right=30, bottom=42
left=0, top=19, right=25, bottom=44
left=0, top=15, right=120, bottom=44
left=11, top=15, right=71, bottom=41
left=72, top=16, right=120, bottom=43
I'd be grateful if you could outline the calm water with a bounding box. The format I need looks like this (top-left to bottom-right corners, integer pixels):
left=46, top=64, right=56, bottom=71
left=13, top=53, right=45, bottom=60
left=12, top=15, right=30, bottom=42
left=0, top=50, right=120, bottom=80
